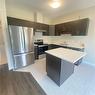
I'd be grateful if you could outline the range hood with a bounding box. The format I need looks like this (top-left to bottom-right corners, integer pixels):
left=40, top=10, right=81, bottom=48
left=34, top=12, right=47, bottom=32
left=35, top=29, right=47, bottom=32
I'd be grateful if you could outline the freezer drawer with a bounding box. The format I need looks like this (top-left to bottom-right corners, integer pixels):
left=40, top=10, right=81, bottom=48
left=14, top=52, right=34, bottom=69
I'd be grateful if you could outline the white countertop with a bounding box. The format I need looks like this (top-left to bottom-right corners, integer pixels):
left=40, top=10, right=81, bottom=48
left=45, top=48, right=86, bottom=64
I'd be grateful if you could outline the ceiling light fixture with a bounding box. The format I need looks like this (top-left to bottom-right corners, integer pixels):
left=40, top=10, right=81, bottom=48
left=49, top=0, right=61, bottom=8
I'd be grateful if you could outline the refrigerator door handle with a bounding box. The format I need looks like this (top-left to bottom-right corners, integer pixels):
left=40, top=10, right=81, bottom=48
left=21, top=27, right=25, bottom=52
left=18, top=27, right=25, bottom=53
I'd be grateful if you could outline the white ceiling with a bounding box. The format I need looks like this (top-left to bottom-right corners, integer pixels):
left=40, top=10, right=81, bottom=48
left=6, top=0, right=95, bottom=18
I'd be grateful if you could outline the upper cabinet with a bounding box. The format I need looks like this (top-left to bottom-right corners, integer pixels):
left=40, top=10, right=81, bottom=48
left=35, top=22, right=49, bottom=36
left=7, top=17, right=49, bottom=36
left=7, top=17, right=35, bottom=27
left=48, top=25, right=55, bottom=36
left=55, top=18, right=89, bottom=36
left=7, top=17, right=89, bottom=36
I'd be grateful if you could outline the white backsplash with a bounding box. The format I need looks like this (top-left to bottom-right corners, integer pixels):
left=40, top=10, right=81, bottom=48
left=42, top=36, right=86, bottom=48
left=34, top=32, right=43, bottom=40
left=34, top=32, right=86, bottom=49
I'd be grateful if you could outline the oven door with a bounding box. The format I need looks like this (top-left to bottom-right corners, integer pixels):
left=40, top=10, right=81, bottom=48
left=38, top=45, right=48, bottom=55
left=38, top=45, right=48, bottom=59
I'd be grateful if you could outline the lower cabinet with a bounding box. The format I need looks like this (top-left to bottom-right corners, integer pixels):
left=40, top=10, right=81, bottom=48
left=48, top=44, right=84, bottom=52
left=48, top=44, right=61, bottom=50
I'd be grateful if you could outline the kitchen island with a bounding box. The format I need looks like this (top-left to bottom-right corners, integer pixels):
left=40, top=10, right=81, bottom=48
left=45, top=48, right=86, bottom=86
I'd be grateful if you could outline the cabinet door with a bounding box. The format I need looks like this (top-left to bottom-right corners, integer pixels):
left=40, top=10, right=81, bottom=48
left=55, top=23, right=72, bottom=36
left=61, top=23, right=72, bottom=34
left=55, top=18, right=89, bottom=36
left=49, top=25, right=55, bottom=36
left=7, top=17, right=35, bottom=27
left=42, top=24, right=49, bottom=35
left=35, top=22, right=49, bottom=36
left=78, top=18, right=89, bottom=36
left=71, top=18, right=89, bottom=36
left=55, top=24, right=63, bottom=36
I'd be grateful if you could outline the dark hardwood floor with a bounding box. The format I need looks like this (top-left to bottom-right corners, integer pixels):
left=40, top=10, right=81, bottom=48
left=0, top=64, right=46, bottom=95
left=0, top=64, right=9, bottom=72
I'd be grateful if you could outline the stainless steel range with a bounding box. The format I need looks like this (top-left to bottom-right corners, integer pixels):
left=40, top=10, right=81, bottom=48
left=34, top=39, right=48, bottom=59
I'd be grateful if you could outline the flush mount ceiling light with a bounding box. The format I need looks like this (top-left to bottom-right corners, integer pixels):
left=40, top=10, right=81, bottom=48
left=49, top=0, right=61, bottom=8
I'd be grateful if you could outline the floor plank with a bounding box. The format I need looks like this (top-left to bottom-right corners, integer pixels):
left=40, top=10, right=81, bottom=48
left=0, top=64, right=8, bottom=71
left=0, top=64, right=46, bottom=95
left=17, top=58, right=95, bottom=95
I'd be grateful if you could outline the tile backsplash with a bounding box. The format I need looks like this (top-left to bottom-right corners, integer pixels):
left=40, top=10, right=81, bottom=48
left=42, top=35, right=86, bottom=47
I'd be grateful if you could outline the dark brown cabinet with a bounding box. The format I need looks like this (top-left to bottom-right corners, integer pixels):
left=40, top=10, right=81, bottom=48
left=35, top=22, right=49, bottom=35
left=55, top=22, right=74, bottom=36
left=7, top=17, right=89, bottom=36
left=7, top=17, right=49, bottom=36
left=46, top=53, right=74, bottom=86
left=7, top=17, right=35, bottom=28
left=35, top=22, right=49, bottom=30
left=55, top=18, right=89, bottom=36
left=74, top=18, right=89, bottom=36
left=49, top=25, right=55, bottom=36
left=48, top=44, right=60, bottom=50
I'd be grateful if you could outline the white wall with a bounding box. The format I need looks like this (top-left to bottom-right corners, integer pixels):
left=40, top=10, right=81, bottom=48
left=6, top=2, right=34, bottom=22
left=50, top=6, right=95, bottom=65
left=6, top=1, right=51, bottom=24
left=0, top=0, right=7, bottom=65
left=0, top=0, right=15, bottom=69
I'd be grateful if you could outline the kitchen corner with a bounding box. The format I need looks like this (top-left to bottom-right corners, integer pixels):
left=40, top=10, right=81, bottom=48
left=42, top=36, right=85, bottom=51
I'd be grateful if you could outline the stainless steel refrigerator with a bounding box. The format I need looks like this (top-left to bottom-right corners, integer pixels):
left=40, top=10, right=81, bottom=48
left=9, top=25, right=34, bottom=69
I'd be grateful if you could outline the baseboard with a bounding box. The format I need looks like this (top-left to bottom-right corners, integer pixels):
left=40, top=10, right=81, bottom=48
left=83, top=61, right=95, bottom=67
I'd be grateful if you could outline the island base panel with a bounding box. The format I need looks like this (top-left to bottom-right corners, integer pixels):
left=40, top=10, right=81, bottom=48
left=46, top=53, right=74, bottom=86
left=60, top=60, right=74, bottom=85
left=46, top=54, right=61, bottom=86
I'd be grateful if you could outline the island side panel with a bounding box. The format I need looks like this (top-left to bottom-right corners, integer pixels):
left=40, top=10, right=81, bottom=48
left=60, top=60, right=74, bottom=85
left=46, top=53, right=61, bottom=86
left=46, top=53, right=75, bottom=86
